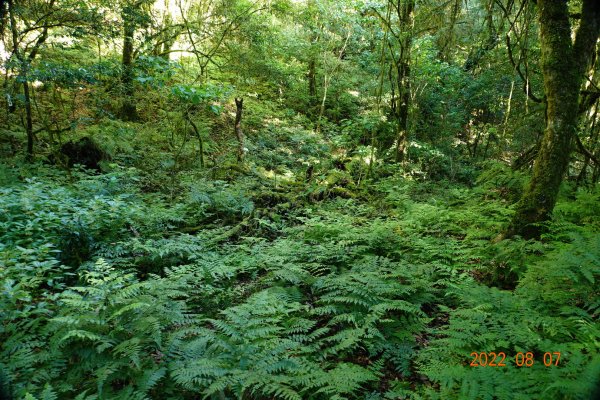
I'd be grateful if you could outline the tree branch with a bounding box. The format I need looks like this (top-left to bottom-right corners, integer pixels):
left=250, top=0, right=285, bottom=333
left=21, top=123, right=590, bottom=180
left=505, top=34, right=542, bottom=103
left=575, top=133, right=599, bottom=164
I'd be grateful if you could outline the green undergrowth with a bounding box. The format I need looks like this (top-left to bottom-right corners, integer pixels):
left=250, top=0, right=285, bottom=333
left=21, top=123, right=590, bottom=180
left=1, top=157, right=599, bottom=399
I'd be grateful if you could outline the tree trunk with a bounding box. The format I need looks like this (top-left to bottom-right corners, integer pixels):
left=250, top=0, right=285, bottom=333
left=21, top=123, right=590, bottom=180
left=186, top=113, right=205, bottom=168
left=8, top=0, right=48, bottom=161
left=594, top=158, right=600, bottom=183
left=394, top=58, right=410, bottom=162
left=394, top=0, right=414, bottom=163
left=23, top=80, right=33, bottom=158
left=308, top=58, right=316, bottom=107
left=505, top=0, right=600, bottom=239
left=463, top=0, right=498, bottom=72
left=234, top=97, right=244, bottom=162
left=438, top=0, right=461, bottom=62
left=307, top=0, right=318, bottom=112
left=120, top=5, right=138, bottom=121
left=316, top=31, right=351, bottom=133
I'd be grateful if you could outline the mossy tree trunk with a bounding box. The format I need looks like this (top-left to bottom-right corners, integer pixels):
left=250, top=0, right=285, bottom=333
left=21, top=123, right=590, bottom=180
left=392, top=0, right=414, bottom=163
left=234, top=97, right=244, bottom=162
left=120, top=3, right=139, bottom=122
left=506, top=0, right=600, bottom=239
left=394, top=55, right=410, bottom=163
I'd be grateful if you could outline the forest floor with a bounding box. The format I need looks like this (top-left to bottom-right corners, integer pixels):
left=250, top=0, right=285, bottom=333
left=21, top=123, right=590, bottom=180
left=1, top=107, right=599, bottom=399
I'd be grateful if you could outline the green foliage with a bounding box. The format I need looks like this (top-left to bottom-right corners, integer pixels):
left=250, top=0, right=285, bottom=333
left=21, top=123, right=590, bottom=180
left=187, top=179, right=255, bottom=220
left=171, top=83, right=231, bottom=113
left=166, top=206, right=439, bottom=399
left=29, top=60, right=120, bottom=87
left=417, top=253, right=599, bottom=399
left=2, top=0, right=600, bottom=398
left=3, top=137, right=599, bottom=400
left=0, top=170, right=151, bottom=252
left=554, top=185, right=600, bottom=228
left=134, top=56, right=180, bottom=87
left=1, top=257, right=192, bottom=399
left=414, top=195, right=600, bottom=400
left=476, top=161, right=529, bottom=203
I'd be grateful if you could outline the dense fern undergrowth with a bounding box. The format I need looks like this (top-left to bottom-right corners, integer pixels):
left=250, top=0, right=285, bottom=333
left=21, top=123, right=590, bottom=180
left=1, top=112, right=599, bottom=400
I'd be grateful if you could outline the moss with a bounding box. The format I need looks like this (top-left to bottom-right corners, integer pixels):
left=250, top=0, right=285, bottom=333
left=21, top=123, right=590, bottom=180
left=507, top=0, right=582, bottom=239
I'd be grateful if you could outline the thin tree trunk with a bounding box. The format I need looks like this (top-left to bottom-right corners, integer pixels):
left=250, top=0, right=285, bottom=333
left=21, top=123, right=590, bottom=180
left=577, top=101, right=599, bottom=186
left=308, top=58, right=316, bottom=106
left=186, top=112, right=205, bottom=168
left=368, top=2, right=391, bottom=180
left=234, top=97, right=244, bottom=162
left=23, top=80, right=33, bottom=157
left=505, top=0, right=600, bottom=239
left=394, top=57, right=410, bottom=162
left=316, top=75, right=330, bottom=133
left=307, top=0, right=318, bottom=112
left=121, top=5, right=138, bottom=121
left=316, top=31, right=351, bottom=133
left=8, top=0, right=50, bottom=160
left=394, top=0, right=414, bottom=163
left=438, top=0, right=461, bottom=62
left=593, top=156, right=600, bottom=183
left=464, top=0, right=498, bottom=72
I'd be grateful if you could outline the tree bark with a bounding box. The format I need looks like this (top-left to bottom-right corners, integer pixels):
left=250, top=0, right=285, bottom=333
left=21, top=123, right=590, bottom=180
left=438, top=0, right=461, bottom=62
left=23, top=80, right=33, bottom=158
left=8, top=0, right=51, bottom=160
left=120, top=4, right=139, bottom=121
left=307, top=0, right=318, bottom=112
left=234, top=97, right=244, bottom=162
left=394, top=57, right=410, bottom=162
left=394, top=0, right=414, bottom=163
left=186, top=112, right=205, bottom=168
left=505, top=0, right=600, bottom=239
left=308, top=58, right=316, bottom=107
